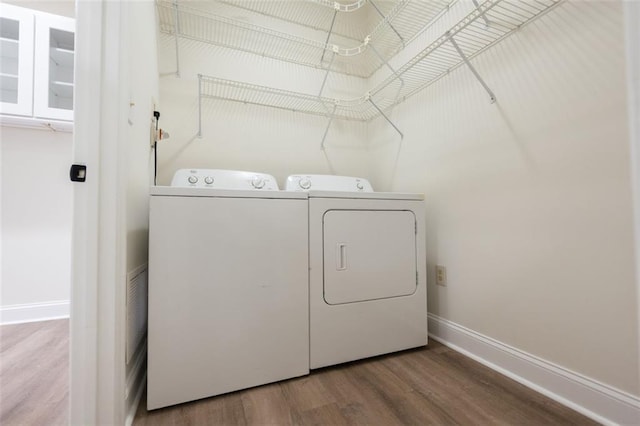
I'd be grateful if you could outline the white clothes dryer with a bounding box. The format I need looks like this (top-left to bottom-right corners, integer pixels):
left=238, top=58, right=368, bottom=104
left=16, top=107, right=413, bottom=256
left=147, top=169, right=309, bottom=410
left=286, top=174, right=427, bottom=369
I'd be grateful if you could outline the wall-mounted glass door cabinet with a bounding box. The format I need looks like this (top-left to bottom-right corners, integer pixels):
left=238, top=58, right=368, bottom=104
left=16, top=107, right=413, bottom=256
left=0, top=4, right=34, bottom=116
left=33, top=12, right=74, bottom=121
left=0, top=3, right=74, bottom=122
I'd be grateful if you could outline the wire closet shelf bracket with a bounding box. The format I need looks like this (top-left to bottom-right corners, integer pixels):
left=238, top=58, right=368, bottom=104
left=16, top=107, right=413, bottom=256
left=188, top=0, right=560, bottom=140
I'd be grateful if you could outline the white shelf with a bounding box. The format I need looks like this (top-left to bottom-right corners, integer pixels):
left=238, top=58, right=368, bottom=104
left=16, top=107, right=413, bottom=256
left=308, top=0, right=367, bottom=13
left=157, top=0, right=452, bottom=77
left=50, top=80, right=73, bottom=99
left=198, top=0, right=560, bottom=124
left=200, top=75, right=332, bottom=117
left=50, top=46, right=74, bottom=68
left=217, top=0, right=451, bottom=57
left=370, top=0, right=560, bottom=110
left=0, top=114, right=73, bottom=132
left=1, top=73, right=18, bottom=91
left=1, top=37, right=19, bottom=59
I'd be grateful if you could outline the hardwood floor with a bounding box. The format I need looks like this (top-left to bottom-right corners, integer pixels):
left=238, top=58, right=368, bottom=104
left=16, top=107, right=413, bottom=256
left=134, top=340, right=597, bottom=426
left=0, top=320, right=597, bottom=425
left=0, top=319, right=69, bottom=426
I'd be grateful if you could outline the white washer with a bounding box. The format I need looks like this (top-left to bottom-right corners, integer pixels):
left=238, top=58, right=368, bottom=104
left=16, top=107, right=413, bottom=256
left=286, top=174, right=427, bottom=369
left=148, top=169, right=309, bottom=410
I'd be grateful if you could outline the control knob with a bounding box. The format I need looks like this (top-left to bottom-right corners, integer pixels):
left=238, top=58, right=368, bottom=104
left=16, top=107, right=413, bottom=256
left=299, top=178, right=312, bottom=190
left=188, top=175, right=198, bottom=184
left=251, top=176, right=266, bottom=189
left=204, top=176, right=214, bottom=185
left=356, top=182, right=364, bottom=190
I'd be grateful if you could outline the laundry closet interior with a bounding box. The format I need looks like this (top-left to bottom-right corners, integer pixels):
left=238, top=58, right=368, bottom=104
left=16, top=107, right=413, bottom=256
left=155, top=0, right=557, bottom=188
left=145, top=0, right=639, bottom=411
left=1, top=0, right=638, bottom=424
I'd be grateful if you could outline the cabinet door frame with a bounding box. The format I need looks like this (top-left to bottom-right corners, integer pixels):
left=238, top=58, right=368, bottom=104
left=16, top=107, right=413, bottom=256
left=33, top=12, right=74, bottom=121
left=0, top=3, right=34, bottom=116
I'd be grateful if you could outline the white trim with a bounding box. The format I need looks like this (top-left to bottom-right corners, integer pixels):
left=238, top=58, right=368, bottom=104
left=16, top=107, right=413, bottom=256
left=126, top=371, right=146, bottom=426
left=0, top=300, right=70, bottom=325
left=125, top=339, right=147, bottom=426
left=93, top=1, right=127, bottom=424
left=0, top=115, right=73, bottom=132
left=623, top=1, right=640, bottom=407
left=428, top=314, right=640, bottom=426
left=70, top=0, right=103, bottom=424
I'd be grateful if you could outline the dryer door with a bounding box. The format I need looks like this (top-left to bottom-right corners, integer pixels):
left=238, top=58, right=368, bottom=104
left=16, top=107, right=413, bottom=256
left=323, top=210, right=417, bottom=304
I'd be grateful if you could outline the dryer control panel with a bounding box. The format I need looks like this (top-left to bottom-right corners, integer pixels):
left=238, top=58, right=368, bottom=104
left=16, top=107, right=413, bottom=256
left=285, top=175, right=373, bottom=192
left=172, top=169, right=279, bottom=190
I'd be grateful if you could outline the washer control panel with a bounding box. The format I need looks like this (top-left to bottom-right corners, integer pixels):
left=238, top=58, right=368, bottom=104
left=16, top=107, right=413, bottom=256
left=285, top=175, right=373, bottom=192
left=171, top=169, right=279, bottom=190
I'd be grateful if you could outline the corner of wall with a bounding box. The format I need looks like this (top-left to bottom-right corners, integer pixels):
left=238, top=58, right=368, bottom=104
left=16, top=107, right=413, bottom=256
left=428, top=314, right=640, bottom=425
left=623, top=0, right=640, bottom=401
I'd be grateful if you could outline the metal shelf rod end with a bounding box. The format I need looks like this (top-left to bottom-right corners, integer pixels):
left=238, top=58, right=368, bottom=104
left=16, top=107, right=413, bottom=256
left=320, top=104, right=338, bottom=150
left=448, top=33, right=496, bottom=104
left=198, top=74, right=202, bottom=138
left=369, top=98, right=403, bottom=139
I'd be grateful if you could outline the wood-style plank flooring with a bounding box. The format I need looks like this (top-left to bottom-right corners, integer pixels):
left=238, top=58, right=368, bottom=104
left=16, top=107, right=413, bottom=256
left=0, top=319, right=69, bottom=426
left=0, top=320, right=597, bottom=425
left=134, top=340, right=597, bottom=426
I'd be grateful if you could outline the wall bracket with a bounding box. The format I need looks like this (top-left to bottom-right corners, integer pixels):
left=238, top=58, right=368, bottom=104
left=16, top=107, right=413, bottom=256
left=320, top=10, right=338, bottom=65
left=320, top=104, right=338, bottom=150
left=369, top=0, right=405, bottom=47
left=368, top=96, right=403, bottom=140
left=471, top=0, right=492, bottom=28
left=197, top=74, right=202, bottom=137
left=447, top=32, right=496, bottom=104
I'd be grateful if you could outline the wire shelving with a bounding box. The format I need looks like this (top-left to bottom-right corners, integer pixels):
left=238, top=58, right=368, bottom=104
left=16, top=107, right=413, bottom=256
left=156, top=0, right=453, bottom=77
left=196, top=0, right=560, bottom=135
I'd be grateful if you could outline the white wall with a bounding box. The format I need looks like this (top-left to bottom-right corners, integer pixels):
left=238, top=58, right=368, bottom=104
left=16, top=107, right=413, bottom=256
left=368, top=0, right=639, bottom=397
left=121, top=1, right=159, bottom=422
left=0, top=126, right=72, bottom=321
left=156, top=25, right=370, bottom=186
left=154, top=0, right=640, bottom=413
left=125, top=3, right=158, bottom=272
left=624, top=0, right=640, bottom=401
left=2, top=0, right=75, bottom=18
left=0, top=2, right=75, bottom=324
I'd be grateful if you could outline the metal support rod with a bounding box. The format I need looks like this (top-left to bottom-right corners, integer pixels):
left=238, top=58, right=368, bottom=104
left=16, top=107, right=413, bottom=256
left=369, top=98, right=403, bottom=139
left=320, top=104, right=337, bottom=150
left=320, top=10, right=338, bottom=64
left=369, top=0, right=404, bottom=46
left=370, top=44, right=402, bottom=83
left=471, top=0, right=491, bottom=28
left=318, top=53, right=336, bottom=99
left=197, top=74, right=202, bottom=137
left=369, top=44, right=404, bottom=104
left=173, top=0, right=181, bottom=77
left=448, top=33, right=496, bottom=103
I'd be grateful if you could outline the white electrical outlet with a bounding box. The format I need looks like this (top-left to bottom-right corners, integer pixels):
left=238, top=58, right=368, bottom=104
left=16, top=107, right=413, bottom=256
left=436, top=265, right=447, bottom=286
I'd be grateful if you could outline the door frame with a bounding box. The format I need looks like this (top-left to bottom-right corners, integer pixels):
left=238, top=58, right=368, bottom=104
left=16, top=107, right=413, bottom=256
left=623, top=0, right=640, bottom=395
left=70, top=1, right=126, bottom=424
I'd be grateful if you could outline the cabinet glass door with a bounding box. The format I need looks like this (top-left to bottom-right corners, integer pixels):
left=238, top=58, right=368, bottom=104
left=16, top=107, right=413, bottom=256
left=0, top=4, right=34, bottom=116
left=34, top=13, right=74, bottom=121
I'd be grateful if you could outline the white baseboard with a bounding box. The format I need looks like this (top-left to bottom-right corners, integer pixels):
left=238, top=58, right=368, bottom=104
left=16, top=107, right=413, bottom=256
left=0, top=300, right=70, bottom=325
left=125, top=339, right=147, bottom=426
left=428, top=314, right=640, bottom=426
